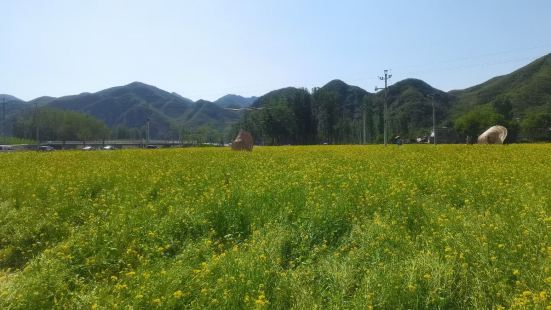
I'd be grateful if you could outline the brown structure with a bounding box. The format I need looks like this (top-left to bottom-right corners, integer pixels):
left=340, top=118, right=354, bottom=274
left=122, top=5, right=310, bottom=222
left=231, top=130, right=253, bottom=151
left=477, top=125, right=508, bottom=144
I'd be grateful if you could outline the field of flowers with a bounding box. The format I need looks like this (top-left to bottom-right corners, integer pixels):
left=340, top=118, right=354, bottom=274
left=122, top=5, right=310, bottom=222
left=0, top=145, right=550, bottom=309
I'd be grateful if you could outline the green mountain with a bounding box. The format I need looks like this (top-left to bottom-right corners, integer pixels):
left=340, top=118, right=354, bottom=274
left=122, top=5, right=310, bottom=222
left=320, top=79, right=369, bottom=99
left=382, top=78, right=455, bottom=138
left=319, top=79, right=370, bottom=116
left=28, top=96, right=57, bottom=106
left=252, top=87, right=309, bottom=107
left=0, top=94, right=23, bottom=103
left=239, top=54, right=551, bottom=144
left=447, top=53, right=551, bottom=141
left=1, top=95, right=29, bottom=135
left=215, top=94, right=257, bottom=108
left=184, top=100, right=240, bottom=131
left=2, top=84, right=249, bottom=140
left=313, top=80, right=372, bottom=143
left=40, top=82, right=185, bottom=138
left=27, top=82, right=239, bottom=139
left=450, top=53, right=551, bottom=116
left=239, top=87, right=316, bottom=145
left=3, top=53, right=550, bottom=143
left=170, top=92, right=195, bottom=105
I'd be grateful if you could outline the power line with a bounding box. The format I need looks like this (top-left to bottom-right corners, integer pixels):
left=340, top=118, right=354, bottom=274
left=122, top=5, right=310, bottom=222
left=397, top=44, right=551, bottom=72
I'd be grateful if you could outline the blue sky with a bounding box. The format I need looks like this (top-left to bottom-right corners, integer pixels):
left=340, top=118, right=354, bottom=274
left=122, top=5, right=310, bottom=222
left=2, top=0, right=551, bottom=101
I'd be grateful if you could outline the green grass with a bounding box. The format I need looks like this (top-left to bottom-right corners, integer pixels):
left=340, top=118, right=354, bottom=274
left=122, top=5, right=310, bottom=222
left=0, top=136, right=35, bottom=145
left=0, top=145, right=550, bottom=309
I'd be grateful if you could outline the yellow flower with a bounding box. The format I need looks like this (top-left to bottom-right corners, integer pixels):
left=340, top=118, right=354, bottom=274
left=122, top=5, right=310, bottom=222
left=173, top=290, right=184, bottom=299
left=255, top=292, right=268, bottom=306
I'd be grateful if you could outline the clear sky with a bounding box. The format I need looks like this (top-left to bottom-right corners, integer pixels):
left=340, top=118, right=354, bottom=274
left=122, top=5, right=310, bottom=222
left=2, top=0, right=551, bottom=101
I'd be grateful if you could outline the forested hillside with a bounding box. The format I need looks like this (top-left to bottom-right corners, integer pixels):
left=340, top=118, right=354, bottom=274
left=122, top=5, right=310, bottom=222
left=3, top=53, right=550, bottom=144
left=235, top=54, right=551, bottom=144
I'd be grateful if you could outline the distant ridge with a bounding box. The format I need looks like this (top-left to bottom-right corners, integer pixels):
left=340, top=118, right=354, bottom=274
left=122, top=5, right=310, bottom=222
left=451, top=53, right=551, bottom=114
left=2, top=53, right=550, bottom=141
left=215, top=94, right=257, bottom=108
left=0, top=94, right=23, bottom=103
left=5, top=82, right=241, bottom=139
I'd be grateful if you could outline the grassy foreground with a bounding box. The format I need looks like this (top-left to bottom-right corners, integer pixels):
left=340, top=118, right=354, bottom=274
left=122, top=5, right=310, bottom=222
left=0, top=145, right=550, bottom=309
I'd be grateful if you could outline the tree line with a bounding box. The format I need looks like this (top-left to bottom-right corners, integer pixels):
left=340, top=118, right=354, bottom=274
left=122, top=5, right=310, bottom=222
left=454, top=96, right=551, bottom=143
left=13, top=108, right=110, bottom=142
left=11, top=107, right=229, bottom=144
left=233, top=87, right=550, bottom=145
left=11, top=95, right=550, bottom=145
left=234, top=87, right=386, bottom=145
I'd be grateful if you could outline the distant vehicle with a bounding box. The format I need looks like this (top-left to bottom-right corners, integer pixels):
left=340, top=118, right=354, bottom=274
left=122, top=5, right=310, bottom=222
left=416, top=136, right=430, bottom=143
left=145, top=145, right=159, bottom=149
left=0, top=145, right=14, bottom=151
left=38, top=145, right=55, bottom=151
left=82, top=146, right=95, bottom=151
left=102, top=145, right=115, bottom=150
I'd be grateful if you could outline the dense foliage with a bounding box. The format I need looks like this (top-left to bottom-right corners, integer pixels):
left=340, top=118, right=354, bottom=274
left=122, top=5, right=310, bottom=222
left=0, top=145, right=550, bottom=309
left=234, top=55, right=551, bottom=145
left=2, top=54, right=551, bottom=143
left=12, top=107, right=110, bottom=142
left=0, top=136, right=35, bottom=145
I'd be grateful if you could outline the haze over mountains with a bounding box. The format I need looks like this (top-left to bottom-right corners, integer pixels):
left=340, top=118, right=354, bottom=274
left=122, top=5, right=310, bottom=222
left=0, top=94, right=23, bottom=102
left=2, top=83, right=255, bottom=139
left=2, top=53, right=550, bottom=142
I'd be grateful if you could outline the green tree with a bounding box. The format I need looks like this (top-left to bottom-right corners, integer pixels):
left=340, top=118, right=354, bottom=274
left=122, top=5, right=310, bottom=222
left=454, top=106, right=504, bottom=142
left=12, top=108, right=110, bottom=142
left=492, top=96, right=514, bottom=121
left=520, top=112, right=551, bottom=141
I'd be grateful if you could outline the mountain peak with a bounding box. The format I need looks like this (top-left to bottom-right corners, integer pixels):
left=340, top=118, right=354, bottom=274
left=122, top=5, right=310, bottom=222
left=215, top=94, right=257, bottom=108
left=126, top=81, right=152, bottom=88
left=0, top=94, right=23, bottom=103
left=320, top=79, right=370, bottom=96
left=388, top=78, right=442, bottom=96
left=322, top=79, right=349, bottom=89
left=216, top=94, right=246, bottom=101
left=195, top=99, right=212, bottom=105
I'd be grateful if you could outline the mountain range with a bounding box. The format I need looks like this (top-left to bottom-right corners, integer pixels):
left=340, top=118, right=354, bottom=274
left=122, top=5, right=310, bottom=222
left=241, top=53, right=550, bottom=144
left=215, top=94, right=258, bottom=109
left=1, top=83, right=256, bottom=139
left=2, top=53, right=550, bottom=141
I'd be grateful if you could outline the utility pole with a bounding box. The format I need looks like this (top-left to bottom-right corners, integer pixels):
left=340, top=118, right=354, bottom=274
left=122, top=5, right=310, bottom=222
left=146, top=117, right=151, bottom=146
left=2, top=98, right=5, bottom=143
left=34, top=102, right=39, bottom=148
left=362, top=107, right=366, bottom=144
left=428, top=94, right=436, bottom=145
left=375, top=70, right=392, bottom=146
left=432, top=96, right=436, bottom=145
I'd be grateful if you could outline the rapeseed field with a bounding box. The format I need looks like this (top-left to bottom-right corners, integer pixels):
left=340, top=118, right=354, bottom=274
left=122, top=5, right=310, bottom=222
left=0, top=145, right=550, bottom=309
